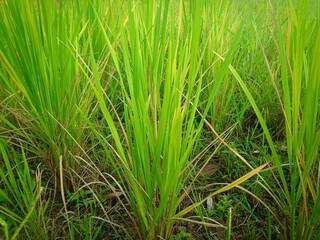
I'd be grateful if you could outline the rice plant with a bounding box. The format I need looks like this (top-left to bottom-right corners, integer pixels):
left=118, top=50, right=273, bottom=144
left=0, top=142, right=46, bottom=239
left=78, top=1, right=268, bottom=239
left=0, top=0, right=318, bottom=239
left=0, top=0, right=96, bottom=190
left=230, top=0, right=320, bottom=238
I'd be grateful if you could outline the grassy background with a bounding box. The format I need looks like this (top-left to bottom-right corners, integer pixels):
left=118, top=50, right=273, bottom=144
left=0, top=0, right=319, bottom=239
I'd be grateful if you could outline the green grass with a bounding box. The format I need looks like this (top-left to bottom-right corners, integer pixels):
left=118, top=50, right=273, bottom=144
left=0, top=0, right=319, bottom=239
left=0, top=142, right=46, bottom=240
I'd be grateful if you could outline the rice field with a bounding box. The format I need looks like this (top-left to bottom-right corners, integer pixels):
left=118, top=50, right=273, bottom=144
left=0, top=0, right=319, bottom=239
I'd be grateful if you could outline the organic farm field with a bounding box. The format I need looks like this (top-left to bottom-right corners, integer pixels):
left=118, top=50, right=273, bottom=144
left=0, top=0, right=319, bottom=239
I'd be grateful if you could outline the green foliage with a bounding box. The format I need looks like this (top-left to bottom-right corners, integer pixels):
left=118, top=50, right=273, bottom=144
left=275, top=1, right=320, bottom=238
left=230, top=0, right=320, bottom=238
left=207, top=195, right=233, bottom=219
left=0, top=0, right=95, bottom=190
left=0, top=143, right=46, bottom=239
left=81, top=1, right=266, bottom=239
left=172, top=230, right=196, bottom=240
left=0, top=0, right=318, bottom=239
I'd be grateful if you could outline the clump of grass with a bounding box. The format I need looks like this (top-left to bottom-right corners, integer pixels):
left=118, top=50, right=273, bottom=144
left=0, top=142, right=46, bottom=239
left=272, top=0, right=320, bottom=238
left=80, top=1, right=268, bottom=239
left=0, top=0, right=96, bottom=190
left=1, top=0, right=318, bottom=239
left=230, top=0, right=320, bottom=238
